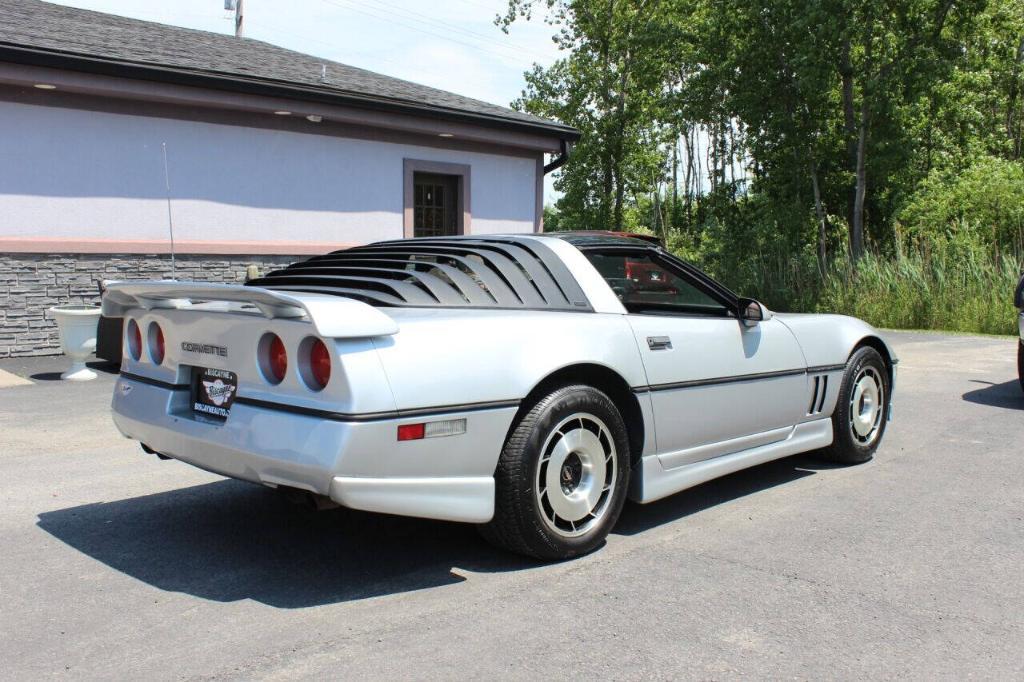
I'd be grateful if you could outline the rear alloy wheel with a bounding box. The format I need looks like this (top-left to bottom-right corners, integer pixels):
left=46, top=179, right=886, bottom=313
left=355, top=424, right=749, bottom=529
left=479, top=385, right=630, bottom=560
left=536, top=412, right=617, bottom=538
left=818, top=346, right=890, bottom=465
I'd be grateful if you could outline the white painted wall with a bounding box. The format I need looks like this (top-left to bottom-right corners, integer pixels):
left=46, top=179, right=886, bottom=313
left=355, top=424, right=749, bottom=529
left=0, top=100, right=538, bottom=244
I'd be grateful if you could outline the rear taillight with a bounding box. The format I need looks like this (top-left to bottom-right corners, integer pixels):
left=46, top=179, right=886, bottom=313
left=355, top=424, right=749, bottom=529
left=148, top=322, right=165, bottom=365
left=307, top=338, right=331, bottom=390
left=270, top=335, right=287, bottom=383
left=259, top=333, right=287, bottom=384
left=126, top=319, right=142, bottom=361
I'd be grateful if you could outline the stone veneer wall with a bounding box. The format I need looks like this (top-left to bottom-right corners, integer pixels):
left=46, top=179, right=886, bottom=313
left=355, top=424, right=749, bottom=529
left=0, top=253, right=299, bottom=358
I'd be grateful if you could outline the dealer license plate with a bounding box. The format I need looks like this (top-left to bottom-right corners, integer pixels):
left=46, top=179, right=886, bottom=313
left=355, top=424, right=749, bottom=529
left=192, top=367, right=238, bottom=419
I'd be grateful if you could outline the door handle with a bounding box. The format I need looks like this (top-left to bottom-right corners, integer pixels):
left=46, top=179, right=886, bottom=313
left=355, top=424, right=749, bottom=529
left=647, top=336, right=672, bottom=351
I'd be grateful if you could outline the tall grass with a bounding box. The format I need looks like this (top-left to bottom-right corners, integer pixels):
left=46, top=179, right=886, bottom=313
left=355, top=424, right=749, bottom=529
left=685, top=239, right=1022, bottom=336
left=817, top=248, right=1021, bottom=335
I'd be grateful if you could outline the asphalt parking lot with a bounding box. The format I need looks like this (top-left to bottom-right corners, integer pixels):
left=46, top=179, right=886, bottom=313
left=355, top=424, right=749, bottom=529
left=1, top=330, right=1022, bottom=680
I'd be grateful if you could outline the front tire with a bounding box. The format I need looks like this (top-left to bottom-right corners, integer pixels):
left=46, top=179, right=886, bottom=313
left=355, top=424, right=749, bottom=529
left=1017, top=341, right=1024, bottom=392
left=479, top=385, right=631, bottom=560
left=818, top=346, right=890, bottom=465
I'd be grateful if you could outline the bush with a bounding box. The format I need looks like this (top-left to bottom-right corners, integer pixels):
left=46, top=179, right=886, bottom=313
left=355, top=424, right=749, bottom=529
left=899, top=156, right=1024, bottom=251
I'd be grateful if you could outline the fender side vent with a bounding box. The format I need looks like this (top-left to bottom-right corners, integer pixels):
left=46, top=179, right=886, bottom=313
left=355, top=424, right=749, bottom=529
left=807, top=375, right=829, bottom=415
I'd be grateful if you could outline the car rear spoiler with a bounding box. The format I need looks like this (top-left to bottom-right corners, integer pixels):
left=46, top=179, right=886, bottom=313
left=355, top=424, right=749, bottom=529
left=102, top=281, right=399, bottom=339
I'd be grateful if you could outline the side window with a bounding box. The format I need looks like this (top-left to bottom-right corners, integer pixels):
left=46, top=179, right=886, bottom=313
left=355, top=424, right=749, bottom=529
left=586, top=252, right=729, bottom=316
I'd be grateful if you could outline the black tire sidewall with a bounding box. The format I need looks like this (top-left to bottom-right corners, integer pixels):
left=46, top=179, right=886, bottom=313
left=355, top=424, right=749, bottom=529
left=1017, top=340, right=1024, bottom=392
left=514, top=386, right=631, bottom=559
left=831, top=347, right=890, bottom=463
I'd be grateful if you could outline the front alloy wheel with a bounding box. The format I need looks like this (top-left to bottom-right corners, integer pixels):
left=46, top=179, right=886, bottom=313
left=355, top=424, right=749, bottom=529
left=1017, top=341, right=1024, bottom=393
left=819, top=346, right=890, bottom=465
left=849, top=365, right=885, bottom=447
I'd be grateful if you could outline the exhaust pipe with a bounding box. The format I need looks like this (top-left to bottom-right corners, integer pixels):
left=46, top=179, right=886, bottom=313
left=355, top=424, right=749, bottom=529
left=140, top=443, right=172, bottom=460
left=276, top=486, right=340, bottom=511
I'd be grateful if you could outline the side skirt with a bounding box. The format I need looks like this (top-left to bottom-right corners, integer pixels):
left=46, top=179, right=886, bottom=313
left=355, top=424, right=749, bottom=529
left=630, top=418, right=834, bottom=504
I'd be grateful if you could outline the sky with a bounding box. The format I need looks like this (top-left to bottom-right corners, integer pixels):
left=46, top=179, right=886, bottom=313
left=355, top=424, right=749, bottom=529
left=46, top=0, right=566, bottom=199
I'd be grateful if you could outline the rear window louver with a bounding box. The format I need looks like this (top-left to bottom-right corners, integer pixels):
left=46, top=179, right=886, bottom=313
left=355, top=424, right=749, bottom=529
left=246, top=237, right=592, bottom=311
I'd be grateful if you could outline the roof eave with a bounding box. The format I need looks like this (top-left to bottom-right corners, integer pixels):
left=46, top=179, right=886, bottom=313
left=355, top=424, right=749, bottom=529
left=0, top=42, right=582, bottom=142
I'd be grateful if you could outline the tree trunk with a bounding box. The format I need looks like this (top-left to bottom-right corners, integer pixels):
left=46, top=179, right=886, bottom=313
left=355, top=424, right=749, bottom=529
left=671, top=132, right=679, bottom=229
left=707, top=124, right=717, bottom=193
left=840, top=38, right=858, bottom=230
left=809, top=155, right=829, bottom=274
left=840, top=40, right=857, bottom=160
left=611, top=50, right=630, bottom=231
left=1008, top=33, right=1024, bottom=159
left=851, top=101, right=869, bottom=260
left=601, top=150, right=614, bottom=229
left=653, top=181, right=664, bottom=242
left=682, top=128, right=694, bottom=224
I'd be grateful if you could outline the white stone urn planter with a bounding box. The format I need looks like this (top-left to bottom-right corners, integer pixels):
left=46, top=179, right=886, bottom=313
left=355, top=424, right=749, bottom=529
left=49, top=304, right=102, bottom=381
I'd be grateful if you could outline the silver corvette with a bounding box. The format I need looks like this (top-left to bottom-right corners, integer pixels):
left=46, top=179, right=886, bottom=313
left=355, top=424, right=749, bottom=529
left=105, top=233, right=896, bottom=559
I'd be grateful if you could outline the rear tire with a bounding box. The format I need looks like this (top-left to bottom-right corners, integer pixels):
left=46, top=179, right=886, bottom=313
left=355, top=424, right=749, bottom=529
left=818, top=346, right=890, bottom=465
left=479, top=385, right=631, bottom=560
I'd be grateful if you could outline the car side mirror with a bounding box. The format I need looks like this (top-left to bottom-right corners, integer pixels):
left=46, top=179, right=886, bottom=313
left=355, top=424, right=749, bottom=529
left=738, top=298, right=772, bottom=327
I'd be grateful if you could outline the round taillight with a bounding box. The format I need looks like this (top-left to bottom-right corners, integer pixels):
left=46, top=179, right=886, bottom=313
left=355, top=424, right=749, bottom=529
left=270, top=335, right=287, bottom=383
left=126, top=319, right=142, bottom=361
left=309, top=338, right=331, bottom=390
left=148, top=322, right=165, bottom=365
left=258, top=333, right=287, bottom=384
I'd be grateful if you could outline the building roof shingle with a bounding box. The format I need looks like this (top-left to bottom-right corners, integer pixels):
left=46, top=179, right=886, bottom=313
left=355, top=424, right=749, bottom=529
left=0, top=0, right=578, bottom=139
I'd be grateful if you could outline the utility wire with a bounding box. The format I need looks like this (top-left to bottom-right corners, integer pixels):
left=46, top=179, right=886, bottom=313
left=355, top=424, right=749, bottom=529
left=316, top=0, right=544, bottom=67
left=245, top=18, right=506, bottom=96
left=354, top=0, right=553, bottom=61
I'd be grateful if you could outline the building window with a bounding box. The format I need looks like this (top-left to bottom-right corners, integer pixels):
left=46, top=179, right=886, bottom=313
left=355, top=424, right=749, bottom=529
left=403, top=159, right=470, bottom=238
left=413, top=173, right=459, bottom=237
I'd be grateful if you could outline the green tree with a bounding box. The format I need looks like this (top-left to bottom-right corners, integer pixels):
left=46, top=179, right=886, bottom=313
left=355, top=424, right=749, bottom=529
left=502, top=0, right=676, bottom=230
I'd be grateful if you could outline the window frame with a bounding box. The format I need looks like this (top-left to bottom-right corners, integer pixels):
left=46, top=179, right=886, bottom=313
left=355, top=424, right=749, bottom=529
left=403, top=159, right=471, bottom=238
left=579, top=245, right=740, bottom=318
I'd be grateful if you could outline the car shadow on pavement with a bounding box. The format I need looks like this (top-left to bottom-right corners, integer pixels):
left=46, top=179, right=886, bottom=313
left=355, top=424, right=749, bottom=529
left=614, top=453, right=833, bottom=536
left=962, top=379, right=1024, bottom=410
left=36, top=479, right=540, bottom=609
left=37, top=453, right=837, bottom=608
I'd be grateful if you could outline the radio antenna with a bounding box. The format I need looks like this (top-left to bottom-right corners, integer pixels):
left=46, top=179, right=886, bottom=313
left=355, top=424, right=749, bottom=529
left=161, top=142, right=177, bottom=279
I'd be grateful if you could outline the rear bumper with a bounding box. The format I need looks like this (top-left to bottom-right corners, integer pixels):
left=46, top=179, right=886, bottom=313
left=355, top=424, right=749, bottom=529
left=111, top=376, right=515, bottom=523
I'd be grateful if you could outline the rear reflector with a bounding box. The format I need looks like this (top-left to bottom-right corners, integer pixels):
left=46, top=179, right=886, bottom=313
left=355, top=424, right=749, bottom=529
left=397, top=418, right=467, bottom=441
left=397, top=423, right=425, bottom=441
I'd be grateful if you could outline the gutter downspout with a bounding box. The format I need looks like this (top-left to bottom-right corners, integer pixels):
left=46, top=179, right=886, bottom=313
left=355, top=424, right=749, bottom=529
left=543, top=139, right=572, bottom=174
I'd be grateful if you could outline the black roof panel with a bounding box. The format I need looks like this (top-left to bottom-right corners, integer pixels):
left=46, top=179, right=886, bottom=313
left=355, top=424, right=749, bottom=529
left=550, top=231, right=663, bottom=248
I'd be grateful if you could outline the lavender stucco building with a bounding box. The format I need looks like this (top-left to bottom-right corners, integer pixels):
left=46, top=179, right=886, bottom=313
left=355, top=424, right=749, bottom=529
left=0, top=0, right=577, bottom=356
